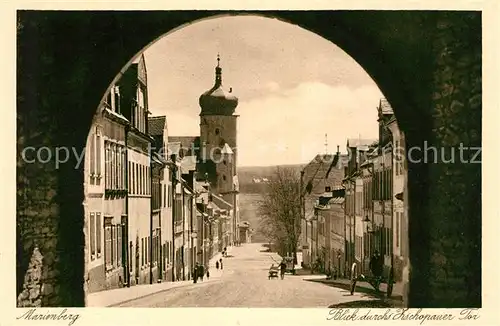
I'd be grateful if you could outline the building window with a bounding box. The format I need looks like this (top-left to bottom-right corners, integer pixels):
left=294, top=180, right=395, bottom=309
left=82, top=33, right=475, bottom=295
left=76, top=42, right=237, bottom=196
left=89, top=213, right=96, bottom=259
left=96, top=213, right=102, bottom=257
left=135, top=162, right=138, bottom=194
left=89, top=131, right=96, bottom=185
left=105, top=143, right=110, bottom=189
left=132, top=162, right=135, bottom=194
left=136, top=164, right=139, bottom=195
left=215, top=128, right=220, bottom=135
left=123, top=150, right=127, bottom=191
left=114, top=145, right=118, bottom=189
left=223, top=175, right=226, bottom=181
left=112, top=225, right=116, bottom=267
left=109, top=143, right=113, bottom=189
left=96, top=132, right=101, bottom=185
left=117, top=147, right=121, bottom=189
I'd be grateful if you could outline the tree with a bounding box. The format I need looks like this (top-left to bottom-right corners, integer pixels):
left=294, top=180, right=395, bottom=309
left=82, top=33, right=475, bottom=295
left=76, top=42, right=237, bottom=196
left=258, top=166, right=302, bottom=262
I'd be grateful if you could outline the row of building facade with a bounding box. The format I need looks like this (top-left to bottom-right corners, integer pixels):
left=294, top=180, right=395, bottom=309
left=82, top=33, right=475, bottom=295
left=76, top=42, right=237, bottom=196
left=301, top=99, right=409, bottom=286
left=84, top=54, right=249, bottom=293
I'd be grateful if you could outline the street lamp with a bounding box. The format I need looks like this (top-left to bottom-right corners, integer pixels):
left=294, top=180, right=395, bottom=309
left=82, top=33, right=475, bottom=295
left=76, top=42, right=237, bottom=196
left=363, top=215, right=372, bottom=233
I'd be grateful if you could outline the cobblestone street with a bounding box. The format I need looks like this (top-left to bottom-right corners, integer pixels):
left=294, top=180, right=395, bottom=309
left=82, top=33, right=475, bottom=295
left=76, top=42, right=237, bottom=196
left=114, top=243, right=374, bottom=307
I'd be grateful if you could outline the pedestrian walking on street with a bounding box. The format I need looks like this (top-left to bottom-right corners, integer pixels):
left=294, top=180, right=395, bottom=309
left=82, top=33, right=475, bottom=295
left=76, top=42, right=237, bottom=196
left=199, top=264, right=205, bottom=281
left=369, top=250, right=383, bottom=278
left=219, top=258, right=223, bottom=270
left=206, top=266, right=210, bottom=280
left=279, top=259, right=286, bottom=280
left=193, top=263, right=199, bottom=283
left=216, top=260, right=220, bottom=270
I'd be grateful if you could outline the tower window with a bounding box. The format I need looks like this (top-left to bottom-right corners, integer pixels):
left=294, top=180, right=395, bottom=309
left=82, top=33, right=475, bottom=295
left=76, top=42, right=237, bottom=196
left=215, top=128, right=220, bottom=135
left=223, top=160, right=227, bottom=165
left=223, top=175, right=226, bottom=181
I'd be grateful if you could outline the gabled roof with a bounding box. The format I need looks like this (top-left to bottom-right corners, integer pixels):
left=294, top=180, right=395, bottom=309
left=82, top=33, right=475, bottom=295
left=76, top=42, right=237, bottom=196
left=302, top=153, right=348, bottom=194
left=168, top=136, right=200, bottom=157
left=168, top=136, right=198, bottom=150
left=211, top=193, right=233, bottom=210
left=148, top=116, right=166, bottom=136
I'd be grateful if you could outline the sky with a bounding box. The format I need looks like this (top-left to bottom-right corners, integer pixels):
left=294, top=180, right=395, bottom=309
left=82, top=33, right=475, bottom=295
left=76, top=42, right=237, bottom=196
left=142, top=15, right=383, bottom=167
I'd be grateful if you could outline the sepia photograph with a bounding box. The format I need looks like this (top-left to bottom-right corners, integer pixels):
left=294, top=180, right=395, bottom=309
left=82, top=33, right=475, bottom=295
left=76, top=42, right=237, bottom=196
left=12, top=7, right=491, bottom=321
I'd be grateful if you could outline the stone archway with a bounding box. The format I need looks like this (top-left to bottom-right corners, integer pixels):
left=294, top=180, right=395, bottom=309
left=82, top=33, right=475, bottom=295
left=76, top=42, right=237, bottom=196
left=16, top=11, right=481, bottom=307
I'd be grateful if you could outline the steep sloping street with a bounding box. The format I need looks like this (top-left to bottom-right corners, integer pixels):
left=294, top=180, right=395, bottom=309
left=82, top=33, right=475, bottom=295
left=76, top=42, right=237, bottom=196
left=114, top=243, right=375, bottom=307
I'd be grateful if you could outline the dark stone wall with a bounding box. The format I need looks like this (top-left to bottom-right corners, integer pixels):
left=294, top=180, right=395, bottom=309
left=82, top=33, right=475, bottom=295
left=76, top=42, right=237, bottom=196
left=424, top=12, right=481, bottom=307
left=16, top=10, right=481, bottom=307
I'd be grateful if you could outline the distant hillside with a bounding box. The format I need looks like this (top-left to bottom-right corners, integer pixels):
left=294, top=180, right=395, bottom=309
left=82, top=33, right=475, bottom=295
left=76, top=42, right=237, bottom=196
left=238, top=164, right=305, bottom=193
left=239, top=193, right=266, bottom=242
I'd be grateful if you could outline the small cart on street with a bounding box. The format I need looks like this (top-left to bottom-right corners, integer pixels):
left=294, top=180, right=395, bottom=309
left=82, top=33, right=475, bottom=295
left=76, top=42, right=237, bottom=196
left=268, top=266, right=279, bottom=280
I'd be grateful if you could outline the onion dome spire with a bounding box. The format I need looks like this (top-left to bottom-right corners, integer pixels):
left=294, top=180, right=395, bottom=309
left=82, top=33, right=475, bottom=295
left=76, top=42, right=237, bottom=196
left=199, top=54, right=238, bottom=116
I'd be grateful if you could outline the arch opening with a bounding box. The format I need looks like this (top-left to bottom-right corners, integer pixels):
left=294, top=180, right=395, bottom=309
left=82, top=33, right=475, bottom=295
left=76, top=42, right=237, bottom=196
left=16, top=11, right=482, bottom=308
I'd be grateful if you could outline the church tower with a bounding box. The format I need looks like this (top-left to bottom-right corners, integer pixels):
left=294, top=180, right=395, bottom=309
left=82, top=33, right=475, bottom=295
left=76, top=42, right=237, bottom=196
left=199, top=55, right=240, bottom=244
